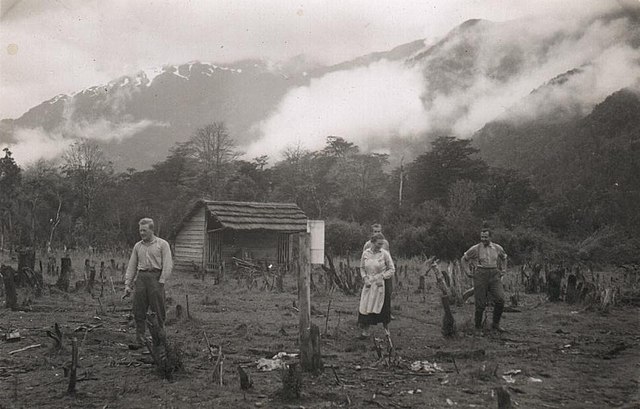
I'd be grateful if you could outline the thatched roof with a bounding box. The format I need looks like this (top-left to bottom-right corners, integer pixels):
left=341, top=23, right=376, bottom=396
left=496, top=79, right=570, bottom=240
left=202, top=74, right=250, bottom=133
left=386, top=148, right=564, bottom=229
left=177, top=200, right=308, bottom=234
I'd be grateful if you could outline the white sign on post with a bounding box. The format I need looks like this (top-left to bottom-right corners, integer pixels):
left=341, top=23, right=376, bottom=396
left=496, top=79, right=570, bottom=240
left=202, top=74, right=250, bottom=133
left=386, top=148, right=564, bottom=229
left=306, top=220, right=325, bottom=265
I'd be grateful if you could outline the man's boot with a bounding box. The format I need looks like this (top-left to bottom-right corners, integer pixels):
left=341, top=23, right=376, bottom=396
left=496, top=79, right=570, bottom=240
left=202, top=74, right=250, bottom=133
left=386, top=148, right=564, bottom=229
left=492, top=303, right=505, bottom=333
left=474, top=309, right=484, bottom=335
left=129, top=325, right=146, bottom=350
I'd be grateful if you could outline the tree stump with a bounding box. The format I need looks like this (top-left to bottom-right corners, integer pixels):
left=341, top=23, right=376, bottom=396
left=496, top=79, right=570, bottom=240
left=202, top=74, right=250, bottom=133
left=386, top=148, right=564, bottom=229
left=547, top=268, right=564, bottom=302
left=495, top=385, right=512, bottom=408
left=67, top=337, right=78, bottom=396
left=449, top=261, right=465, bottom=306
left=526, top=264, right=543, bottom=293
left=441, top=295, right=456, bottom=337
left=18, top=250, right=35, bottom=272
left=280, top=362, right=302, bottom=401
left=566, top=274, right=578, bottom=304
left=56, top=257, right=72, bottom=292
left=87, top=265, right=96, bottom=295
left=300, top=323, right=323, bottom=373
left=1, top=265, right=18, bottom=310
left=145, top=312, right=182, bottom=380
left=47, top=256, right=58, bottom=276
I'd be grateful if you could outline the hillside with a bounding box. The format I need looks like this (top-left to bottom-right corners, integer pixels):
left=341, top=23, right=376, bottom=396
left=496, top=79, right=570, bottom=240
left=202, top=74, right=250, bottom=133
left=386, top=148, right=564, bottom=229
left=474, top=88, right=640, bottom=235
left=0, top=41, right=423, bottom=170
left=1, top=10, right=638, bottom=170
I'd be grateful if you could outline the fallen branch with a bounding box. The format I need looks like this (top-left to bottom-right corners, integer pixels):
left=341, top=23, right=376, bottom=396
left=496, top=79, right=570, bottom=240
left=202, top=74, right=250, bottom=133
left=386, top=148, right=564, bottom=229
left=331, top=366, right=342, bottom=386
left=9, top=344, right=42, bottom=355
left=73, top=323, right=103, bottom=333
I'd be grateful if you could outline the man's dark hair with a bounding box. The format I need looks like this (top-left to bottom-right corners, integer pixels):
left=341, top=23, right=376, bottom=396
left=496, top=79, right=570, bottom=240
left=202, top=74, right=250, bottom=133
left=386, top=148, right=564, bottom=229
left=481, top=221, right=491, bottom=236
left=370, top=232, right=386, bottom=243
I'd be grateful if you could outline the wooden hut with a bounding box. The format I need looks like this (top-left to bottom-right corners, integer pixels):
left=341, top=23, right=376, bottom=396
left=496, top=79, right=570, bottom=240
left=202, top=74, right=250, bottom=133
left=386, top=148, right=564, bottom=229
left=172, top=200, right=308, bottom=273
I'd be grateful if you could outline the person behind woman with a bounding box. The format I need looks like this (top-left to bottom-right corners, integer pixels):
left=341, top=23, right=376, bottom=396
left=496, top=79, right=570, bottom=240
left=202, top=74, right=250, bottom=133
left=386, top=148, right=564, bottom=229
left=358, top=232, right=395, bottom=338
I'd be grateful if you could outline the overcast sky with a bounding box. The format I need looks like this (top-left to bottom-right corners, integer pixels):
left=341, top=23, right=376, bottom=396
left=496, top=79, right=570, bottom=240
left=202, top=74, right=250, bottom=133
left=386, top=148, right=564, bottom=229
left=1, top=0, right=625, bottom=120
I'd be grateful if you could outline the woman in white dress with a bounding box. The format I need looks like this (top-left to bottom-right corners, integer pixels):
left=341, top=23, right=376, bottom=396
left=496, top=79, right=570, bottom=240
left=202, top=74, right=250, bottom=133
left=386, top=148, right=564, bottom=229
left=358, top=233, right=395, bottom=338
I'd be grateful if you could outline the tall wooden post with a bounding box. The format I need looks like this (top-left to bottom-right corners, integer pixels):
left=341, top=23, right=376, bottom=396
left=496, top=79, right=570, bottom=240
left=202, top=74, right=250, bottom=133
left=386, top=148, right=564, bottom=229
left=295, top=232, right=322, bottom=373
left=295, top=233, right=311, bottom=334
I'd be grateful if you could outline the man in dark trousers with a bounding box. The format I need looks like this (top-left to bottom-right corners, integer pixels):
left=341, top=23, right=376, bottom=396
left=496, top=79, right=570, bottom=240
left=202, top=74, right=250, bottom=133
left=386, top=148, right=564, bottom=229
left=363, top=223, right=394, bottom=319
left=124, top=218, right=173, bottom=348
left=461, top=226, right=507, bottom=333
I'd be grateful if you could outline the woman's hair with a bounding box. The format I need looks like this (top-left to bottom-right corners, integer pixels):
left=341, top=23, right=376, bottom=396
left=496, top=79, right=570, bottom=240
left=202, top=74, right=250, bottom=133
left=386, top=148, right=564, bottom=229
left=370, top=232, right=385, bottom=243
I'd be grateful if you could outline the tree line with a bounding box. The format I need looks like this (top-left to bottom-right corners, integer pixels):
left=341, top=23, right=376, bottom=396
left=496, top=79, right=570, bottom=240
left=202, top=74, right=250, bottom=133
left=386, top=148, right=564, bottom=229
left=1, top=120, right=637, bottom=265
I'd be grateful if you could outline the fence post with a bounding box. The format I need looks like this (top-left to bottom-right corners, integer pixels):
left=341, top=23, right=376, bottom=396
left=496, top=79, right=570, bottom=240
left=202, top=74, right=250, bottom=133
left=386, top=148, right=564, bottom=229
left=296, top=232, right=322, bottom=373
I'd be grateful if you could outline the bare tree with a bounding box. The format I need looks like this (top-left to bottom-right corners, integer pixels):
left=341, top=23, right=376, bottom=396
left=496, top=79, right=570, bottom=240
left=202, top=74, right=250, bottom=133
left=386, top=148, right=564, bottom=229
left=62, top=139, right=112, bottom=244
left=185, top=122, right=240, bottom=199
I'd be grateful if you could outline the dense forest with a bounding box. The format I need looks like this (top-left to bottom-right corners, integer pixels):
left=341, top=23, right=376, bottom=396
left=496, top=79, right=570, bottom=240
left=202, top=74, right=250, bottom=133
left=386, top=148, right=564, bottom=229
left=1, top=89, right=639, bottom=266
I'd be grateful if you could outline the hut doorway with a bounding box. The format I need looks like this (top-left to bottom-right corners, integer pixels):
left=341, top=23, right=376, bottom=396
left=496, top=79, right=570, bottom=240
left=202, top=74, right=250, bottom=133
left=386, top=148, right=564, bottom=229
left=206, top=230, right=222, bottom=271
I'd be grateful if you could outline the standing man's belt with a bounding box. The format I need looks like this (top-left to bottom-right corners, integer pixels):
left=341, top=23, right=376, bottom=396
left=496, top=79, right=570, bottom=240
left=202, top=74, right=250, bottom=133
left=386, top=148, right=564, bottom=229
left=138, top=268, right=162, bottom=272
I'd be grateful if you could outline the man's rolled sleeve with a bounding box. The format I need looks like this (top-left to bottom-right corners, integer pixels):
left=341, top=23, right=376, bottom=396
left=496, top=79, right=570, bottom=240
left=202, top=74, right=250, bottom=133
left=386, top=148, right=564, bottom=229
left=159, top=240, right=173, bottom=284
left=125, top=243, right=139, bottom=287
left=463, top=244, right=478, bottom=262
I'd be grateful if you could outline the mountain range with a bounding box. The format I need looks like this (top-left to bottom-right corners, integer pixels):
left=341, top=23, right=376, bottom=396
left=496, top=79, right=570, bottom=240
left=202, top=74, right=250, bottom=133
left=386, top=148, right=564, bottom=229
left=1, top=9, right=638, bottom=170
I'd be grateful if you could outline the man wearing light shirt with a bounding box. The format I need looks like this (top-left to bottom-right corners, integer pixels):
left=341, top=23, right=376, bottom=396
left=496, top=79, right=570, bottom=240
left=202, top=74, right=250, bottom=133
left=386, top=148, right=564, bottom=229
left=125, top=218, right=173, bottom=348
left=461, top=226, right=507, bottom=333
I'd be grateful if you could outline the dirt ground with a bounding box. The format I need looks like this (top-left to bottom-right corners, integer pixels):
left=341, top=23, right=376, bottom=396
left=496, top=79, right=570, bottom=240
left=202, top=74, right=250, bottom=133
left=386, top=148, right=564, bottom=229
left=1, top=261, right=639, bottom=409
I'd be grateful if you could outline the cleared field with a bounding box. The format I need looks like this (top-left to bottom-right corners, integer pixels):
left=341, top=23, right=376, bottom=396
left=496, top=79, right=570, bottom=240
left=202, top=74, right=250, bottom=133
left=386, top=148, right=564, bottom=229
left=0, top=256, right=639, bottom=409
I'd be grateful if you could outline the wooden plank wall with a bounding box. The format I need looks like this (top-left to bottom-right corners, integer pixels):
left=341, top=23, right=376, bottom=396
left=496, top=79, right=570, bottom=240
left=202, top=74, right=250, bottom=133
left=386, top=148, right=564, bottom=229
left=174, top=206, right=205, bottom=272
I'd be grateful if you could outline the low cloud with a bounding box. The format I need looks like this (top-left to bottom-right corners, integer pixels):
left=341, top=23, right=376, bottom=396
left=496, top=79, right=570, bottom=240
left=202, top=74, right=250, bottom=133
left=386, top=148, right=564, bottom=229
left=245, top=59, right=430, bottom=159
left=246, top=9, right=640, bottom=160
left=7, top=117, right=167, bottom=165
left=8, top=128, right=72, bottom=164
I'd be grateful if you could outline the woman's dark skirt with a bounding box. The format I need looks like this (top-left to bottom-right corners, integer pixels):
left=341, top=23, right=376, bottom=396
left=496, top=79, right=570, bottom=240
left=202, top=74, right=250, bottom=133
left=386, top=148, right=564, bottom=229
left=358, top=278, right=392, bottom=326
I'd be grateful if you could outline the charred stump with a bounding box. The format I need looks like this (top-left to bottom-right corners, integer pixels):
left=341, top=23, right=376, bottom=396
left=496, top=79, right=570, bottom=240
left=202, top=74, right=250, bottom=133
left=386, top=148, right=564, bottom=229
left=145, top=312, right=182, bottom=380
left=46, top=323, right=63, bottom=352
left=495, top=386, right=513, bottom=408
left=1, top=265, right=18, bottom=310
left=547, top=268, right=564, bottom=302
left=47, top=256, right=58, bottom=276
left=280, top=362, right=303, bottom=401
left=566, top=273, right=578, bottom=304
left=56, top=257, right=72, bottom=292
left=67, top=337, right=78, bottom=396
left=441, top=295, right=456, bottom=337
left=525, top=263, right=543, bottom=293
left=433, top=264, right=456, bottom=337
left=17, top=250, right=35, bottom=272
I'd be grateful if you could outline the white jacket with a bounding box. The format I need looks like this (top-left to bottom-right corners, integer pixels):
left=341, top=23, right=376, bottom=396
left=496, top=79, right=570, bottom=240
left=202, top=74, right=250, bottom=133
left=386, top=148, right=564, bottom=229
left=359, top=248, right=395, bottom=315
